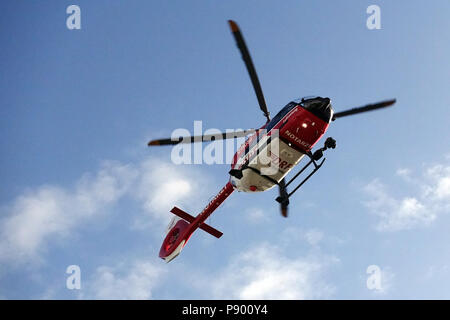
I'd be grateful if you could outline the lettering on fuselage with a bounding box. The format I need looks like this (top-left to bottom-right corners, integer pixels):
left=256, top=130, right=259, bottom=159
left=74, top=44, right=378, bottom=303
left=284, top=130, right=312, bottom=149
left=199, top=184, right=229, bottom=217
left=269, top=151, right=293, bottom=172
left=235, top=134, right=296, bottom=173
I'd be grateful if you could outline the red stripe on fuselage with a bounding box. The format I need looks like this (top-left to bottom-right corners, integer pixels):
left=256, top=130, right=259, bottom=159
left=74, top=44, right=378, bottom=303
left=176, top=182, right=234, bottom=249
left=231, top=106, right=329, bottom=170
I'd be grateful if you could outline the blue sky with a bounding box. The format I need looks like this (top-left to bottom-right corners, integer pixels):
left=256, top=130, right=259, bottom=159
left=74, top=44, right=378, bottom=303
left=1, top=0, right=450, bottom=299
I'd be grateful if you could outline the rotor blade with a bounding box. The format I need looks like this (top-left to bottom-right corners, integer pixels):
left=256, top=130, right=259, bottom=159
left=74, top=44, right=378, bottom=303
left=148, top=129, right=256, bottom=146
left=278, top=178, right=289, bottom=218
left=332, top=99, right=396, bottom=120
left=228, top=20, right=270, bottom=122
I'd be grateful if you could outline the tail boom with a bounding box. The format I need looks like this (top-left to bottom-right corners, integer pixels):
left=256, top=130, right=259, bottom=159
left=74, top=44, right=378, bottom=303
left=159, top=182, right=234, bottom=262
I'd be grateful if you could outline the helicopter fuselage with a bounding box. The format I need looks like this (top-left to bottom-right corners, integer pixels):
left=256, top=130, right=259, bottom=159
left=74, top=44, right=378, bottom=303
left=230, top=101, right=331, bottom=192
left=151, top=18, right=395, bottom=262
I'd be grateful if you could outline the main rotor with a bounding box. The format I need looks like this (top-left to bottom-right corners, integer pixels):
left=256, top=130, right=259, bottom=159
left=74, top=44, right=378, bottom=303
left=148, top=20, right=396, bottom=217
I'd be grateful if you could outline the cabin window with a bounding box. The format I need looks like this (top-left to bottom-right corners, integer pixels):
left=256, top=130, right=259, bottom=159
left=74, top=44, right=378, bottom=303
left=266, top=102, right=297, bottom=132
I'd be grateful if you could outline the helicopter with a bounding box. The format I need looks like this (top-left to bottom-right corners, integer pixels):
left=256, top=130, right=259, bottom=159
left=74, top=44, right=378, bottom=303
left=148, top=20, right=396, bottom=262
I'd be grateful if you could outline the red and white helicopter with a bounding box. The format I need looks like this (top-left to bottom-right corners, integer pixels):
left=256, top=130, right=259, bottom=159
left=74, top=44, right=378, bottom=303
left=148, top=20, right=396, bottom=262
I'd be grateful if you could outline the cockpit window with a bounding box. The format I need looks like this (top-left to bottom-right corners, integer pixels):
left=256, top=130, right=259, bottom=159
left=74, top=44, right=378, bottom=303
left=266, top=102, right=297, bottom=131
left=294, top=96, right=320, bottom=103
left=299, top=97, right=333, bottom=122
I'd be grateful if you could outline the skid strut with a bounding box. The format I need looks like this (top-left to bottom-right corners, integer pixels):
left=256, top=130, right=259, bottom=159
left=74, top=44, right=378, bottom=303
left=276, top=137, right=336, bottom=205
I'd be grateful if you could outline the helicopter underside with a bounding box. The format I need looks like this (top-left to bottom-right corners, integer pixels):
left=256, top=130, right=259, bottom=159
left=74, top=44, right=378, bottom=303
left=230, top=137, right=306, bottom=192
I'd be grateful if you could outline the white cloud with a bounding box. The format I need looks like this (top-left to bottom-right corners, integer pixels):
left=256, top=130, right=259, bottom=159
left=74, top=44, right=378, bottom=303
left=132, top=158, right=211, bottom=229
left=279, top=226, right=326, bottom=249
left=396, top=168, right=413, bottom=183
left=396, top=168, right=411, bottom=178
left=245, top=207, right=269, bottom=224
left=424, top=165, right=450, bottom=202
left=0, top=161, right=137, bottom=264
left=0, top=153, right=339, bottom=300
left=363, top=161, right=450, bottom=232
left=304, top=229, right=324, bottom=247
left=82, top=259, right=166, bottom=299
left=75, top=238, right=337, bottom=300
left=208, top=243, right=336, bottom=299
left=363, top=179, right=435, bottom=232
left=0, top=157, right=212, bottom=265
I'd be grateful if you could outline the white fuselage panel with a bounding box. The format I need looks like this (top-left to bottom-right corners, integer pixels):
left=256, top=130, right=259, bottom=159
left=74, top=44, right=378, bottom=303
left=230, top=137, right=305, bottom=192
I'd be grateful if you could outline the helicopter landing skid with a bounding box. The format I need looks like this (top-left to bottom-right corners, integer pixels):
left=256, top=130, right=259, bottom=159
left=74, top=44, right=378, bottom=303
left=276, top=137, right=336, bottom=204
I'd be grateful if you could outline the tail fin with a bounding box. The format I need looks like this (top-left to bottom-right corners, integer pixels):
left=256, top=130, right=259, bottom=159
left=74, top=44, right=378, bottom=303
left=159, top=217, right=189, bottom=262
left=170, top=207, right=223, bottom=238
left=159, top=207, right=223, bottom=262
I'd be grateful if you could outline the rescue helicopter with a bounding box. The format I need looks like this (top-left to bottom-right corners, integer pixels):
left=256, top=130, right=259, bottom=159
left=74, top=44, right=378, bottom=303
left=148, top=20, right=396, bottom=262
